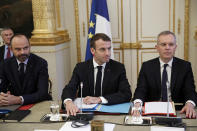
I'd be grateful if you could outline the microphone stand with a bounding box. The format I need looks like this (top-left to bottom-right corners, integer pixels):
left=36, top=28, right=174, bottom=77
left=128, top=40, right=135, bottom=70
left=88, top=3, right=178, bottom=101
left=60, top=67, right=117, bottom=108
left=166, top=81, right=170, bottom=118
left=70, top=82, right=93, bottom=127
left=80, top=82, right=83, bottom=114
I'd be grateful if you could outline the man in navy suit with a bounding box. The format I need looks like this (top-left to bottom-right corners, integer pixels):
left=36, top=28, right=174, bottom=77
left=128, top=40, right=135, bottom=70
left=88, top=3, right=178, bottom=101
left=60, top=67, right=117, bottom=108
left=0, top=34, right=51, bottom=106
left=62, top=33, right=132, bottom=115
left=0, top=27, right=14, bottom=62
left=132, top=31, right=197, bottom=118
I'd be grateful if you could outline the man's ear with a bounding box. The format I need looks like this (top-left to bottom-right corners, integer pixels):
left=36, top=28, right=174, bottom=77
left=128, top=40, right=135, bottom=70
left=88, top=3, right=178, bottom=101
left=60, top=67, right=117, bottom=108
left=90, top=48, right=95, bottom=56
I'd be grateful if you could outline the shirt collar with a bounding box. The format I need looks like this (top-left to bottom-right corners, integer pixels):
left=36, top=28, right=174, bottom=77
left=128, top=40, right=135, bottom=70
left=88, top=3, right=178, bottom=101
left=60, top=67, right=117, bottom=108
left=159, top=57, right=173, bottom=68
left=5, top=44, right=9, bottom=49
left=93, top=58, right=106, bottom=69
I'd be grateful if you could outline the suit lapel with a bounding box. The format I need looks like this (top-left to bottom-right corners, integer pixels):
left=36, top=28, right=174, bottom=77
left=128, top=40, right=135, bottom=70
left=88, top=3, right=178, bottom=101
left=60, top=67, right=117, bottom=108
left=88, top=60, right=95, bottom=96
left=155, top=58, right=162, bottom=94
left=171, top=58, right=178, bottom=93
left=102, top=61, right=110, bottom=95
left=22, top=54, right=33, bottom=93
left=11, top=58, right=22, bottom=94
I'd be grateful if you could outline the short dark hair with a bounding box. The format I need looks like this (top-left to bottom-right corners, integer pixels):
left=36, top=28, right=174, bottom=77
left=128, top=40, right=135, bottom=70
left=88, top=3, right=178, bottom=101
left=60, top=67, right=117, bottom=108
left=90, top=33, right=111, bottom=49
left=157, top=31, right=176, bottom=44
left=10, top=34, right=30, bottom=46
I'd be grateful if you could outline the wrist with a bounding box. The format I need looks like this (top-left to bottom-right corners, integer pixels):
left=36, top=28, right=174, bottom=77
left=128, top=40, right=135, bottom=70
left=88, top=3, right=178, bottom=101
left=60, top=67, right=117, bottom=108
left=65, top=100, right=73, bottom=105
left=17, top=96, right=22, bottom=105
left=97, top=97, right=102, bottom=103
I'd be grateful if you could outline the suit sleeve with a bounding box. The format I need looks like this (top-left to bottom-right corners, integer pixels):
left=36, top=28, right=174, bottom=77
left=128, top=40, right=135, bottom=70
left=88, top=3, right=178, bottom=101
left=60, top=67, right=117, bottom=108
left=0, top=61, right=10, bottom=93
left=22, top=60, right=51, bottom=105
left=61, top=64, right=79, bottom=101
left=133, top=63, right=148, bottom=103
left=182, top=63, right=197, bottom=104
left=103, top=64, right=132, bottom=104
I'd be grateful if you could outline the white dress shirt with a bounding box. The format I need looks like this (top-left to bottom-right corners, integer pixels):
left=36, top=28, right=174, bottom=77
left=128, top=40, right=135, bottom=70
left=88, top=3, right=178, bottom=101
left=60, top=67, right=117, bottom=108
left=4, top=45, right=13, bottom=59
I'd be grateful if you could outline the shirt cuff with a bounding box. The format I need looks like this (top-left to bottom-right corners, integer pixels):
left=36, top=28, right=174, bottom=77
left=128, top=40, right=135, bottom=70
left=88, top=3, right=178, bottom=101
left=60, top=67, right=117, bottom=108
left=186, top=100, right=196, bottom=107
left=20, top=96, right=24, bottom=105
left=99, top=96, right=108, bottom=104
left=63, top=98, right=72, bottom=105
left=134, top=99, right=143, bottom=106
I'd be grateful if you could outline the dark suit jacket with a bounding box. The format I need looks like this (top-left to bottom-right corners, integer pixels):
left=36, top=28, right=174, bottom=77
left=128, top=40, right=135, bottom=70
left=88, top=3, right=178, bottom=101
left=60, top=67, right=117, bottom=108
left=61, top=59, right=132, bottom=105
left=0, top=53, right=51, bottom=105
left=0, top=45, right=5, bottom=62
left=133, top=57, right=197, bottom=105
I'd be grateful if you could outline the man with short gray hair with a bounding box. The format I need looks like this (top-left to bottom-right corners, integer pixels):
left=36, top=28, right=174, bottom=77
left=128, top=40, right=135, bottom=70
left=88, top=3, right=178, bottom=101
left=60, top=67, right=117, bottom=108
left=0, top=27, right=14, bottom=62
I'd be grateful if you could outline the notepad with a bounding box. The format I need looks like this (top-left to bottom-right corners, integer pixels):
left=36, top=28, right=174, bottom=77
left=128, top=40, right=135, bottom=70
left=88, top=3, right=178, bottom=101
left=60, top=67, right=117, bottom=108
left=3, top=110, right=31, bottom=122
left=143, top=102, right=176, bottom=116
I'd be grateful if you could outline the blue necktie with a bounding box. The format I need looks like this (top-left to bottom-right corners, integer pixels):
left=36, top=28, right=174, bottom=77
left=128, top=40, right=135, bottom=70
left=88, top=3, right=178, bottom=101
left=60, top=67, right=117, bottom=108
left=161, top=64, right=168, bottom=101
left=95, top=66, right=102, bottom=97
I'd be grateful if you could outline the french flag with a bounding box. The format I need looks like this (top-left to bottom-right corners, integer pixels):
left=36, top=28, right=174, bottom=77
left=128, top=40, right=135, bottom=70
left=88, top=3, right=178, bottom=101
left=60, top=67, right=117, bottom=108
left=85, top=0, right=114, bottom=61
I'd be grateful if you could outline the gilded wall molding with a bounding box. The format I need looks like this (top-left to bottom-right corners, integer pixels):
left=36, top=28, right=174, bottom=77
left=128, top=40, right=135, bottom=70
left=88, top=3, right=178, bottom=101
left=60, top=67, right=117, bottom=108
left=30, top=30, right=70, bottom=46
left=56, top=30, right=71, bottom=42
left=194, top=30, right=197, bottom=40
left=55, top=0, right=61, bottom=28
left=121, top=42, right=142, bottom=49
left=31, top=0, right=70, bottom=46
left=184, top=0, right=190, bottom=60
left=173, top=0, right=175, bottom=32
left=74, top=0, right=82, bottom=62
left=120, top=0, right=124, bottom=64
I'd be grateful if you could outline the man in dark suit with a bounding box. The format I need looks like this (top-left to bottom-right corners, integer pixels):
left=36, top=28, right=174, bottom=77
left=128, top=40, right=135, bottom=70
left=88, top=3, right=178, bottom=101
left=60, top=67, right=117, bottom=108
left=62, top=33, right=132, bottom=115
left=0, top=27, right=14, bottom=62
left=132, top=31, right=197, bottom=118
left=0, top=34, right=51, bottom=106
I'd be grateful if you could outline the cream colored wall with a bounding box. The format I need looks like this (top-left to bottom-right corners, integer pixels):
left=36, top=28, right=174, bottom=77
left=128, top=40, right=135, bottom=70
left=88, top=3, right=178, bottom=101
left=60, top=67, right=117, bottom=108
left=189, top=0, right=197, bottom=88
left=62, top=0, right=78, bottom=72
left=31, top=43, right=70, bottom=100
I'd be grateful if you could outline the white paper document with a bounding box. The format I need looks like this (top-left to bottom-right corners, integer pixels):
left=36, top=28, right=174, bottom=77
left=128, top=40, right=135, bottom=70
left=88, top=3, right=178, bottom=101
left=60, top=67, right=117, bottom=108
left=144, top=102, right=176, bottom=116
left=151, top=126, right=184, bottom=131
left=34, top=129, right=58, bottom=131
left=74, top=98, right=98, bottom=109
left=59, top=122, right=115, bottom=131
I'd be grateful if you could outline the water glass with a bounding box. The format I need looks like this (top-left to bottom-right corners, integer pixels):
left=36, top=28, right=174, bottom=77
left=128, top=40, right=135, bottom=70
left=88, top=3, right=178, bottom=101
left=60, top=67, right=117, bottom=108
left=50, top=101, right=60, bottom=121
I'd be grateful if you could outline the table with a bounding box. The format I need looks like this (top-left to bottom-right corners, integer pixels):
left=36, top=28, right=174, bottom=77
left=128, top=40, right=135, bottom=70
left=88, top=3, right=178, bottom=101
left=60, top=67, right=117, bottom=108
left=0, top=101, right=197, bottom=131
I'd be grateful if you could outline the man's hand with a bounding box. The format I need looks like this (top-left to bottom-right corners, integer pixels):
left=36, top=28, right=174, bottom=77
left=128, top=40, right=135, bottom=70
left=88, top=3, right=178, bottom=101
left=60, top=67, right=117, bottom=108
left=65, top=100, right=79, bottom=116
left=4, top=94, right=22, bottom=105
left=0, top=92, right=21, bottom=106
left=180, top=102, right=196, bottom=119
left=0, top=92, right=9, bottom=106
left=83, top=96, right=102, bottom=104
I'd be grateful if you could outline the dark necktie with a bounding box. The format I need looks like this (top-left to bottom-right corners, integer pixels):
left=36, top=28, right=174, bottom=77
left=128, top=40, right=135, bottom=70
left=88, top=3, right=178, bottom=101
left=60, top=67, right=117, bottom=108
left=95, top=66, right=102, bottom=97
left=19, top=63, right=25, bottom=85
left=6, top=47, right=11, bottom=58
left=161, top=64, right=168, bottom=101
